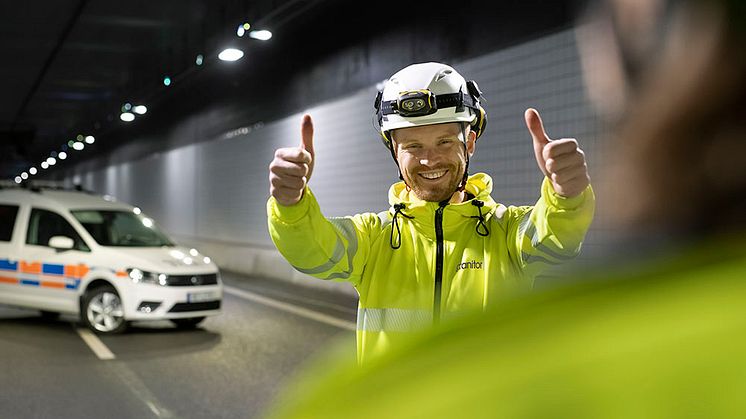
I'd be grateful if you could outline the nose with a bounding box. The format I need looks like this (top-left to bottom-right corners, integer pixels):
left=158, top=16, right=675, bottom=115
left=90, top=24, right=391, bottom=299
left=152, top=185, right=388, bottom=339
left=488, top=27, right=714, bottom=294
left=418, top=147, right=442, bottom=167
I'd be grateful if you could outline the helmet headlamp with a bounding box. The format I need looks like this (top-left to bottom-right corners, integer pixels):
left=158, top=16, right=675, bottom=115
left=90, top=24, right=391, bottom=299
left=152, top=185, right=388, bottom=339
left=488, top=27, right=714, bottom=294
left=396, top=90, right=437, bottom=117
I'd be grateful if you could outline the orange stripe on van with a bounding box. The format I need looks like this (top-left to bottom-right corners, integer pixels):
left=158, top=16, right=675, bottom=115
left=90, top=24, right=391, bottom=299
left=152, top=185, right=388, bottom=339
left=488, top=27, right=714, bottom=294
left=77, top=265, right=89, bottom=278
left=41, top=281, right=65, bottom=289
left=115, top=271, right=128, bottom=278
left=64, top=265, right=78, bottom=278
left=0, top=276, right=17, bottom=284
left=20, top=261, right=42, bottom=274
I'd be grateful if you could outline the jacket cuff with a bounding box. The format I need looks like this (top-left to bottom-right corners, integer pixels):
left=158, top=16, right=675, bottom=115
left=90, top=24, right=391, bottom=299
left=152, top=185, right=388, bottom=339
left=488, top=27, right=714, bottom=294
left=267, top=187, right=314, bottom=224
left=541, top=177, right=594, bottom=210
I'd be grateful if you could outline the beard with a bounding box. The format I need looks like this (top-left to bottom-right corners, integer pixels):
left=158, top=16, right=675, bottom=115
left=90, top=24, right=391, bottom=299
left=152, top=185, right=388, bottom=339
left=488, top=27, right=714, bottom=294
left=406, top=161, right=465, bottom=202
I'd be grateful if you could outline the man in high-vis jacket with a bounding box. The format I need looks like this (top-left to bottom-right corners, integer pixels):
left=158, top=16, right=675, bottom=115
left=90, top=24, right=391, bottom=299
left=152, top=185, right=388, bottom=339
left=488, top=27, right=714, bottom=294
left=267, top=63, right=595, bottom=363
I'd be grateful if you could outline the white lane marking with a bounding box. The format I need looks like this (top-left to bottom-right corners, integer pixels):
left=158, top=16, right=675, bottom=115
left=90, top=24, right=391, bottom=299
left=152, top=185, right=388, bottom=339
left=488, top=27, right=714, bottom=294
left=224, top=285, right=356, bottom=331
left=76, top=328, right=116, bottom=360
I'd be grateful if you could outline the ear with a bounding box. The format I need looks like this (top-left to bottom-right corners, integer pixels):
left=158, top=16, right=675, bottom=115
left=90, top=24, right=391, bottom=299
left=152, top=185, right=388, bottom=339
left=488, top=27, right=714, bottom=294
left=466, top=129, right=477, bottom=156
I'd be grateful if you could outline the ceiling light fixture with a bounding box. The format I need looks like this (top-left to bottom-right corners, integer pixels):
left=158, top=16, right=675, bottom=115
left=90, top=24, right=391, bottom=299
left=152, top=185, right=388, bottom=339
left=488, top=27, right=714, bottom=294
left=249, top=30, right=272, bottom=41
left=120, top=112, right=135, bottom=122
left=218, top=48, right=244, bottom=62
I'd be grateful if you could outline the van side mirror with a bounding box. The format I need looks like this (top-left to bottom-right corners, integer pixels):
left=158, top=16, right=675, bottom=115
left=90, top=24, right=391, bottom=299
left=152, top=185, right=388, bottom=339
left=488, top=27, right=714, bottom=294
left=49, top=236, right=75, bottom=250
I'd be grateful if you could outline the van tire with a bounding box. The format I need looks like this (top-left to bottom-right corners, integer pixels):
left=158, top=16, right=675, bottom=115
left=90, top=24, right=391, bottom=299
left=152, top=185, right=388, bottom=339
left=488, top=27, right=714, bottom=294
left=170, top=317, right=205, bottom=329
left=82, top=284, right=127, bottom=334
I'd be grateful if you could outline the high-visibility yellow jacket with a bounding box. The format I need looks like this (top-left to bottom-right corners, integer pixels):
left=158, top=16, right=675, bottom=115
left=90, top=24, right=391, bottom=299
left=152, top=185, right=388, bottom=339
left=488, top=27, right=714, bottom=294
left=267, top=173, right=595, bottom=363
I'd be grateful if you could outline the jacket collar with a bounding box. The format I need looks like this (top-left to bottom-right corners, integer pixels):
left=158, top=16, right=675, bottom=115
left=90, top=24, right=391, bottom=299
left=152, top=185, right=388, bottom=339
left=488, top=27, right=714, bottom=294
left=387, top=173, right=499, bottom=234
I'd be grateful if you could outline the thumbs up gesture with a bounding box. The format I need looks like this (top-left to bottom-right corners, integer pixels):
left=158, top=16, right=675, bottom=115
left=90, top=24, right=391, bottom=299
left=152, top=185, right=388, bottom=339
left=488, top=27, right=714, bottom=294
left=269, top=114, right=316, bottom=206
left=525, top=108, right=590, bottom=198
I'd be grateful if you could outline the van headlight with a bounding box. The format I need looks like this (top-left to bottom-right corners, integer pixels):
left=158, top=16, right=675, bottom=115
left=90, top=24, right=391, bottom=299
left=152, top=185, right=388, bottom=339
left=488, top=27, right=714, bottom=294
left=127, top=268, right=168, bottom=286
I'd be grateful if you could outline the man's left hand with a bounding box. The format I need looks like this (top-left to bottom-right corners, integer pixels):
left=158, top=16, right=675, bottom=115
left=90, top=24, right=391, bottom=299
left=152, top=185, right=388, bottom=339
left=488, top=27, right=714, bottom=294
left=525, top=108, right=590, bottom=198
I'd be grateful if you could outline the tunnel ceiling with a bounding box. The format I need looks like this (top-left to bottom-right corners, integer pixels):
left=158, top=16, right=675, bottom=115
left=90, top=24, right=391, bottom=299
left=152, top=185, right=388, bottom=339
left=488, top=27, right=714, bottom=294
left=0, top=0, right=578, bottom=181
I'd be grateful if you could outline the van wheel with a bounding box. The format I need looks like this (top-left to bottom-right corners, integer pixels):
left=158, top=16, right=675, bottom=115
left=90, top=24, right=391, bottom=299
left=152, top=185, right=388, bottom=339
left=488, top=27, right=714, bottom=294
left=170, top=317, right=205, bottom=329
left=82, top=285, right=127, bottom=334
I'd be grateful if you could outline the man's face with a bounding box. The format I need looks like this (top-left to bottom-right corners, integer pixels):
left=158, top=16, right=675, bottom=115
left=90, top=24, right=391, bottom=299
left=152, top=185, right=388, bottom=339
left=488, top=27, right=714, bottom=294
left=392, top=122, right=476, bottom=202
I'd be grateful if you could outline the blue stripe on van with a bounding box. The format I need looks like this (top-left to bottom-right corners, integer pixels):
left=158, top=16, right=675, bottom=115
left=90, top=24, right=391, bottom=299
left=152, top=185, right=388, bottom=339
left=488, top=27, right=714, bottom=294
left=42, top=264, right=65, bottom=275
left=20, top=279, right=40, bottom=286
left=65, top=283, right=78, bottom=290
left=0, top=260, right=18, bottom=271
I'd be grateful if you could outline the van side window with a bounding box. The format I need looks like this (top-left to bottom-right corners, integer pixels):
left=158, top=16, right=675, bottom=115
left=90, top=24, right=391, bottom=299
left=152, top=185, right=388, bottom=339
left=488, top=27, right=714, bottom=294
left=26, top=208, right=90, bottom=252
left=0, top=205, right=19, bottom=242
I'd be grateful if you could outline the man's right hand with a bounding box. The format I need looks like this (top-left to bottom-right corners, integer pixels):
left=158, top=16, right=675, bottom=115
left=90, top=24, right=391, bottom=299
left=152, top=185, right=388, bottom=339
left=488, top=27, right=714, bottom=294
left=269, top=114, right=315, bottom=206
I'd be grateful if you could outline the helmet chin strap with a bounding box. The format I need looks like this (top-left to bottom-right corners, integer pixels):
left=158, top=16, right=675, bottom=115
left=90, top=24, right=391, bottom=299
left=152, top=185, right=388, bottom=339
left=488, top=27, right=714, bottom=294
left=458, top=123, right=470, bottom=192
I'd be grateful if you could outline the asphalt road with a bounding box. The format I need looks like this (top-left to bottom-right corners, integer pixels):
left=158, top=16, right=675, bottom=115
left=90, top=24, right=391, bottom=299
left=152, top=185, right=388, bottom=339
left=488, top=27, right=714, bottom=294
left=0, top=271, right=358, bottom=418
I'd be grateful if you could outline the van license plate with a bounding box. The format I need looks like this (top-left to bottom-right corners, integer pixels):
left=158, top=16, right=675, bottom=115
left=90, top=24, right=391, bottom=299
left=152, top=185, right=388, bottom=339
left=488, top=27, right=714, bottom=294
left=188, top=291, right=216, bottom=303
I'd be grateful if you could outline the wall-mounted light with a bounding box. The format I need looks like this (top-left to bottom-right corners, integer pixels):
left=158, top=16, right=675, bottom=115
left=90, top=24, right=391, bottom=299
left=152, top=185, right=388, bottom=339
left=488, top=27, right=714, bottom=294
left=120, top=112, right=135, bottom=122
left=41, top=162, right=49, bottom=169
left=73, top=142, right=85, bottom=151
left=133, top=105, right=147, bottom=115
left=29, top=167, right=37, bottom=175
left=85, top=135, right=95, bottom=144
left=58, top=152, right=67, bottom=160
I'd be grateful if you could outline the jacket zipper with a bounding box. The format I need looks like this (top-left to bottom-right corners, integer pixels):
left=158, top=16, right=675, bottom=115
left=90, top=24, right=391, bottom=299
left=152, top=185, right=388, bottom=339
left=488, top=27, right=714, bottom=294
left=433, top=201, right=448, bottom=324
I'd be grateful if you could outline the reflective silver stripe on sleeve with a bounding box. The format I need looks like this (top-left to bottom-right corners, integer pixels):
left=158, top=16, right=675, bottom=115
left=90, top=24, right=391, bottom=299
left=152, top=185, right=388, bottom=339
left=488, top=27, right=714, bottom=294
left=519, top=209, right=579, bottom=264
left=292, top=236, right=345, bottom=275
left=377, top=211, right=392, bottom=229
left=319, top=217, right=358, bottom=280
left=357, top=307, right=432, bottom=332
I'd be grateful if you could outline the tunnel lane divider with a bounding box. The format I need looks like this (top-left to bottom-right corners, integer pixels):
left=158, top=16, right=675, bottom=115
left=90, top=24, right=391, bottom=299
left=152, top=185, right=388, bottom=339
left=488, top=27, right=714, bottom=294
left=223, top=285, right=356, bottom=331
left=76, top=327, right=116, bottom=360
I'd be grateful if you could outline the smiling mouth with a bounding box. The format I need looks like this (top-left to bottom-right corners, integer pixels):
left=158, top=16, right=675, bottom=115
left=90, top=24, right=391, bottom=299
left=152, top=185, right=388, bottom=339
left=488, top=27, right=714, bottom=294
left=418, top=169, right=448, bottom=180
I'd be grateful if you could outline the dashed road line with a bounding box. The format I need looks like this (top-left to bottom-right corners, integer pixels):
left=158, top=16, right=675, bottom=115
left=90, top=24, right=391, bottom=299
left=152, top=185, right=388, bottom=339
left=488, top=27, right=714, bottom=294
left=76, top=327, right=116, bottom=360
left=224, top=285, right=356, bottom=331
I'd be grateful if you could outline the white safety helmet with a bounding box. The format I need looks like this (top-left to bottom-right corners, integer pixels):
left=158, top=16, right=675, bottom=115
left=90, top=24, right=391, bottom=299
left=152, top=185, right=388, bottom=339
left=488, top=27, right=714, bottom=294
left=374, top=62, right=487, bottom=149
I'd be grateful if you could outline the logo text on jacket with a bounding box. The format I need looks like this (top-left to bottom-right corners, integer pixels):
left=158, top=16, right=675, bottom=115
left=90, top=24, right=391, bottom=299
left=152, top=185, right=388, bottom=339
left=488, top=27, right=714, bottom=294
left=456, top=259, right=483, bottom=271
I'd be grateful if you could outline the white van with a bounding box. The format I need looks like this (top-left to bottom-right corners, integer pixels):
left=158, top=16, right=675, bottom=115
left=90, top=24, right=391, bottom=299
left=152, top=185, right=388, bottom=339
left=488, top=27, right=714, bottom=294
left=0, top=185, right=222, bottom=334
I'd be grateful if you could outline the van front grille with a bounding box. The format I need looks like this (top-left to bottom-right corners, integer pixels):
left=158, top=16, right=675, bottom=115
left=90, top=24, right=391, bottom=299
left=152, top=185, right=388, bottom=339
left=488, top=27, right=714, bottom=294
left=165, top=273, right=218, bottom=286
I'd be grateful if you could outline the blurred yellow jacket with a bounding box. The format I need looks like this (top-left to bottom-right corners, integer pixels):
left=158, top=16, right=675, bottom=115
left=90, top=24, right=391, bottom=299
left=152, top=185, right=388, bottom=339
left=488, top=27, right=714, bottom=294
left=267, top=173, right=594, bottom=363
left=263, top=238, right=746, bottom=419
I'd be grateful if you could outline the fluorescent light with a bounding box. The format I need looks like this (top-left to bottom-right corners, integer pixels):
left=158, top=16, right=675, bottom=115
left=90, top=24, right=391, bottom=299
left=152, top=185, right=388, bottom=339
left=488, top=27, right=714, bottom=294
left=14, top=176, right=22, bottom=184
left=249, top=30, right=272, bottom=41
left=41, top=162, right=49, bottom=169
left=133, top=105, right=147, bottom=115
left=120, top=112, right=135, bottom=122
left=21, top=172, right=28, bottom=180
left=47, top=157, right=56, bottom=166
left=218, top=48, right=244, bottom=61
left=73, top=142, right=85, bottom=151
left=29, top=167, right=37, bottom=175
left=58, top=152, right=67, bottom=160
left=85, top=135, right=95, bottom=144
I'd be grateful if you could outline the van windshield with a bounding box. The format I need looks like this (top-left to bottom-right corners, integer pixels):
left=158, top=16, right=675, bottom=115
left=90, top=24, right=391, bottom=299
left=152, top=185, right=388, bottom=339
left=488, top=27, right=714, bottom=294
left=71, top=210, right=174, bottom=247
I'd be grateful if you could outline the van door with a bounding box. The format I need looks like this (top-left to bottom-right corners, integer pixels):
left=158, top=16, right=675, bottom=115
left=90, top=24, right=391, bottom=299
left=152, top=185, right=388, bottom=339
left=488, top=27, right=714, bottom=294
left=21, top=208, right=92, bottom=313
left=0, top=204, right=22, bottom=307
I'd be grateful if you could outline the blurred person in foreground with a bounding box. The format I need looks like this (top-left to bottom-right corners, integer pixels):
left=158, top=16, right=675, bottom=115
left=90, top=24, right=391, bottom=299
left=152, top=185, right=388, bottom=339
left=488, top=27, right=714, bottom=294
left=267, top=62, right=595, bottom=364
left=263, top=0, right=746, bottom=417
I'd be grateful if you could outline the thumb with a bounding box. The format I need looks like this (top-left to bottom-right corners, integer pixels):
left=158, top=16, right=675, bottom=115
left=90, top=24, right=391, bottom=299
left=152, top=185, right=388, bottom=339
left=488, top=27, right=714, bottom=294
left=300, top=114, right=315, bottom=158
left=524, top=108, right=550, bottom=177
